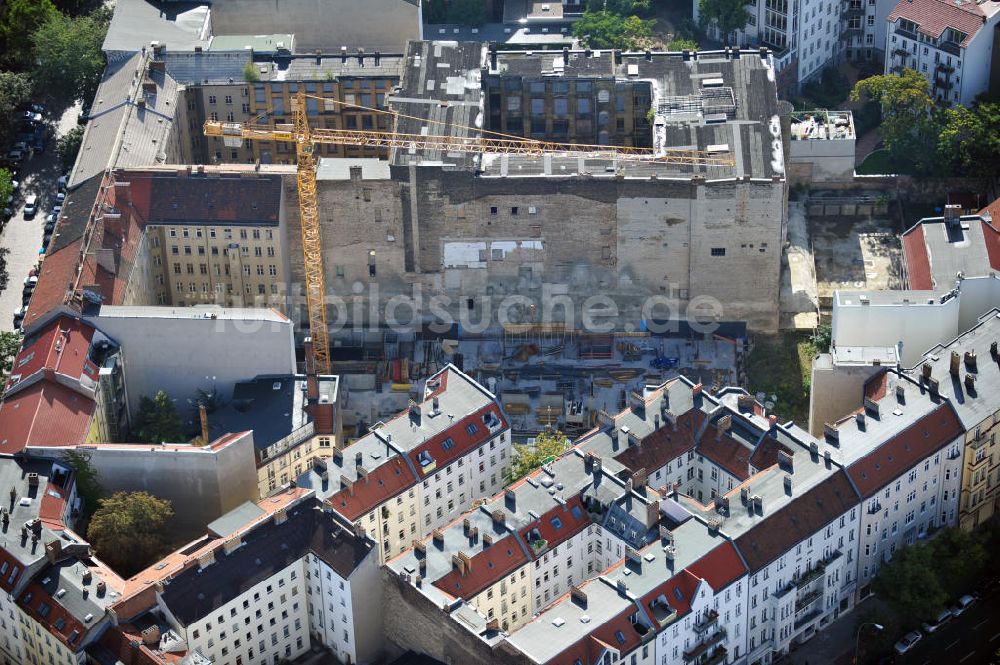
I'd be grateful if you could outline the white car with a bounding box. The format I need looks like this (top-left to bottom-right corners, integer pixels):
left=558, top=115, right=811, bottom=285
left=55, top=191, right=65, bottom=204
left=950, top=594, right=975, bottom=617
left=894, top=631, right=922, bottom=654
left=922, top=608, right=952, bottom=633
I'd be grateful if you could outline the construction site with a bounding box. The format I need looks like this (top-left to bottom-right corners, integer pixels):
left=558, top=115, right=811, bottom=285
left=27, top=41, right=785, bottom=442
left=327, top=326, right=744, bottom=439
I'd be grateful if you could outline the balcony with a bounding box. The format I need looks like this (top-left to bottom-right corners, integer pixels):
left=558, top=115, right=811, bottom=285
left=937, top=63, right=955, bottom=73
left=939, top=41, right=962, bottom=57
left=895, top=28, right=919, bottom=41
left=795, top=588, right=823, bottom=613
left=794, top=562, right=827, bottom=589
left=693, top=610, right=719, bottom=634
left=892, top=48, right=910, bottom=58
left=684, top=629, right=727, bottom=662
left=935, top=77, right=953, bottom=91
left=704, top=647, right=728, bottom=665
left=794, top=607, right=823, bottom=630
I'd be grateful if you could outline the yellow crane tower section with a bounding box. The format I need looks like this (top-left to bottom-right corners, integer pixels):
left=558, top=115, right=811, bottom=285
left=205, top=90, right=736, bottom=373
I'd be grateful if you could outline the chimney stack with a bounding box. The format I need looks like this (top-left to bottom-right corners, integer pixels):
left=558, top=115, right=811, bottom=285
left=965, top=351, right=977, bottom=371
left=716, top=414, right=732, bottom=439
left=950, top=351, right=961, bottom=377
left=199, top=404, right=209, bottom=445
left=965, top=373, right=976, bottom=393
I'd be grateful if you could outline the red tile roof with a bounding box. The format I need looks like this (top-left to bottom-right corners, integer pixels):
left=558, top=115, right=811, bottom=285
left=642, top=569, right=701, bottom=618
left=887, top=0, right=988, bottom=46
left=0, top=547, right=26, bottom=593
left=406, top=403, right=509, bottom=479
left=0, top=381, right=95, bottom=453
left=328, top=455, right=418, bottom=521
left=546, top=606, right=645, bottom=665
left=18, top=583, right=88, bottom=651
left=698, top=424, right=752, bottom=481
left=687, top=540, right=748, bottom=590
left=432, top=534, right=528, bottom=600
left=613, top=410, right=703, bottom=477
left=846, top=402, right=964, bottom=497
left=980, top=220, right=1000, bottom=273
left=749, top=437, right=793, bottom=472
left=518, top=495, right=591, bottom=559
left=981, top=195, right=1000, bottom=223
left=902, top=223, right=933, bottom=289
left=864, top=370, right=889, bottom=402
left=23, top=243, right=84, bottom=329
left=39, top=482, right=70, bottom=528
left=5, top=316, right=98, bottom=395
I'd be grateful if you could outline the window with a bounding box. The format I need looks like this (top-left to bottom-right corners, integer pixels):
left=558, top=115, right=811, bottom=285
left=711, top=247, right=726, bottom=257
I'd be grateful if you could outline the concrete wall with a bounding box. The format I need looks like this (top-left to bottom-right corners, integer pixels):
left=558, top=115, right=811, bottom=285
left=86, top=307, right=296, bottom=421
left=295, top=167, right=785, bottom=332
left=380, top=567, right=529, bottom=665
left=67, top=433, right=258, bottom=534
left=808, top=355, right=885, bottom=436
left=209, top=0, right=420, bottom=53
left=789, top=138, right=856, bottom=183
left=832, top=278, right=1000, bottom=366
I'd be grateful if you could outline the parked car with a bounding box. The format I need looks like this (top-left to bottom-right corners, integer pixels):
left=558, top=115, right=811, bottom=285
left=23, top=275, right=37, bottom=291
left=22, top=110, right=42, bottom=124
left=33, top=135, right=45, bottom=153
left=44, top=214, right=55, bottom=232
left=950, top=594, right=975, bottom=617
left=13, top=305, right=26, bottom=321
left=55, top=191, right=65, bottom=205
left=894, top=631, right=922, bottom=654
left=50, top=204, right=61, bottom=217
left=27, top=102, right=45, bottom=114
left=77, top=104, right=90, bottom=124
left=56, top=175, right=67, bottom=191
left=23, top=194, right=38, bottom=218
left=6, top=149, right=24, bottom=163
left=922, top=608, right=952, bottom=633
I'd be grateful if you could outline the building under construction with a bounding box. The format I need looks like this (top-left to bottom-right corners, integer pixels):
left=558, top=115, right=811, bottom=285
left=296, top=42, right=787, bottom=335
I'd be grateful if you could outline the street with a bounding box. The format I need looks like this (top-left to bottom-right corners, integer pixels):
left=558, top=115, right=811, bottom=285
left=896, top=585, right=1000, bottom=665
left=0, top=101, right=80, bottom=332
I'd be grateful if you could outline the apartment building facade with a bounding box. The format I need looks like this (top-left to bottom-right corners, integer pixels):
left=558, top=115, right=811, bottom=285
left=112, top=489, right=383, bottom=665
left=913, top=321, right=1000, bottom=530
left=693, top=0, right=843, bottom=91
left=298, top=365, right=512, bottom=563
left=832, top=370, right=965, bottom=597
left=885, top=0, right=1000, bottom=105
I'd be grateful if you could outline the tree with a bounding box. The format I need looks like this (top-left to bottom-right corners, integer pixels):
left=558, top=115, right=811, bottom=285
left=87, top=491, right=174, bottom=575
left=56, top=125, right=84, bottom=170
left=668, top=38, right=700, bottom=51
left=851, top=70, right=938, bottom=173
left=586, top=0, right=652, bottom=16
left=60, top=450, right=102, bottom=514
left=0, top=0, right=59, bottom=68
left=0, top=331, right=21, bottom=384
left=423, top=0, right=486, bottom=24
left=872, top=541, right=947, bottom=623
left=508, top=430, right=570, bottom=482
left=930, top=527, right=987, bottom=597
left=133, top=391, right=186, bottom=443
left=572, top=10, right=656, bottom=50
left=937, top=102, right=1000, bottom=176
left=698, top=0, right=751, bottom=45
left=31, top=11, right=107, bottom=104
left=0, top=71, right=32, bottom=146
left=0, top=168, right=13, bottom=211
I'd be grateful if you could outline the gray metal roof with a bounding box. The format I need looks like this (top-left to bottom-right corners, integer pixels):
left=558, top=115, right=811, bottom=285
left=70, top=54, right=180, bottom=188
left=207, top=501, right=265, bottom=538
left=0, top=457, right=72, bottom=575
left=103, top=0, right=210, bottom=54
left=912, top=309, right=1000, bottom=429
left=904, top=216, right=996, bottom=289
left=159, top=50, right=251, bottom=85
left=316, top=158, right=391, bottom=181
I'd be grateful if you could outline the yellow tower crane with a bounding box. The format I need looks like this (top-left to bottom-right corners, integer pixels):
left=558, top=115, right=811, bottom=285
left=204, top=90, right=735, bottom=373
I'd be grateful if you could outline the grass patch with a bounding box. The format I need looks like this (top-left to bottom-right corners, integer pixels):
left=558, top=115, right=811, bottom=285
left=856, top=148, right=917, bottom=176
left=856, top=149, right=892, bottom=175
left=746, top=332, right=817, bottom=426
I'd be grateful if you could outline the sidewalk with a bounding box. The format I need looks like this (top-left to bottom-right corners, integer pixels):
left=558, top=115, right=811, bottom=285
left=781, top=597, right=887, bottom=665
